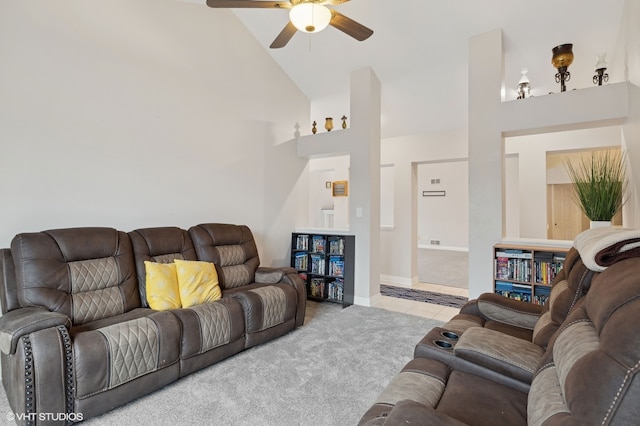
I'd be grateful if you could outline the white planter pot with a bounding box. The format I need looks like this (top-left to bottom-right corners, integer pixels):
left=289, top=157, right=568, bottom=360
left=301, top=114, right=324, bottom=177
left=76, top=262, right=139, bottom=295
left=590, top=220, right=612, bottom=229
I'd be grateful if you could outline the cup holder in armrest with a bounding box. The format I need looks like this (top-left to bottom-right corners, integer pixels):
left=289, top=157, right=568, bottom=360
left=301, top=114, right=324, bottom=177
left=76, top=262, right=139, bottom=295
left=440, top=331, right=459, bottom=340
left=434, top=340, right=453, bottom=349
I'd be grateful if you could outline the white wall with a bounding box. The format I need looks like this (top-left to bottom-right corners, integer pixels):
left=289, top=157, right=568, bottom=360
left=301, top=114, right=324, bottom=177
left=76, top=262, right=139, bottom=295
left=380, top=164, right=394, bottom=228
left=308, top=156, right=350, bottom=230
left=417, top=161, right=468, bottom=248
left=380, top=128, right=467, bottom=285
left=0, top=0, right=310, bottom=265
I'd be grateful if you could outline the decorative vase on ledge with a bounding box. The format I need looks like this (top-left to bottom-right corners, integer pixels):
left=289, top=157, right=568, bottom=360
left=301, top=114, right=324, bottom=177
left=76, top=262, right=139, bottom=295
left=590, top=220, right=612, bottom=229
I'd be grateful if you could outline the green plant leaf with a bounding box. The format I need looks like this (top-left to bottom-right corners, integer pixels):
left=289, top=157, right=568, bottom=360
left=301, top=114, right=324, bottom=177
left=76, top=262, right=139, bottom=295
left=564, top=150, right=628, bottom=221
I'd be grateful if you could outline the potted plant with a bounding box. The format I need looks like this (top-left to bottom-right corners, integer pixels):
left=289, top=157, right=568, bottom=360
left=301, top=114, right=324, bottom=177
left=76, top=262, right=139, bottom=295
left=564, top=150, right=628, bottom=227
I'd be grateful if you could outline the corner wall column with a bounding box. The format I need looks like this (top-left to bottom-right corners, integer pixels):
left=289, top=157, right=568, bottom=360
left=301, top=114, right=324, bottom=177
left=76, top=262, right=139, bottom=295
left=349, top=67, right=382, bottom=305
left=468, top=29, right=504, bottom=299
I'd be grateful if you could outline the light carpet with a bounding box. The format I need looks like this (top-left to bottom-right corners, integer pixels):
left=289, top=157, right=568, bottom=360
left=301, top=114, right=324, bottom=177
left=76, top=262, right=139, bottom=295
left=0, top=302, right=443, bottom=426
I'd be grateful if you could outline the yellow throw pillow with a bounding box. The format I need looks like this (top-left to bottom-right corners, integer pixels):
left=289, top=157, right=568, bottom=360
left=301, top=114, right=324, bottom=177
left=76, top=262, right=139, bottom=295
left=174, top=259, right=222, bottom=307
left=145, top=261, right=181, bottom=311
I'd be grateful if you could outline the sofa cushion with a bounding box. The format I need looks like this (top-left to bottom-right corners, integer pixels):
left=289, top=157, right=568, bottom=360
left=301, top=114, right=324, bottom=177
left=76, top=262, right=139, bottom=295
left=188, top=224, right=259, bottom=290
left=72, top=310, right=181, bottom=399
left=170, top=297, right=246, bottom=376
left=174, top=259, right=222, bottom=307
left=129, top=227, right=198, bottom=307
left=11, top=228, right=139, bottom=325
left=144, top=261, right=181, bottom=311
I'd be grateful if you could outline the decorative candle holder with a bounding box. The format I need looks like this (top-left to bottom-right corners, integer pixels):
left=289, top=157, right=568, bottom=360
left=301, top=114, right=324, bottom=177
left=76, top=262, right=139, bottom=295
left=325, top=117, right=333, bottom=132
left=593, top=53, right=609, bottom=86
left=552, top=44, right=574, bottom=92
left=312, top=121, right=317, bottom=134
left=516, top=68, right=531, bottom=99
left=341, top=115, right=348, bottom=129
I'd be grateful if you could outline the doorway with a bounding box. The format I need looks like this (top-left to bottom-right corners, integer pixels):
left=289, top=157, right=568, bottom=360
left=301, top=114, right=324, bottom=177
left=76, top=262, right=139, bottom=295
left=547, top=184, right=588, bottom=240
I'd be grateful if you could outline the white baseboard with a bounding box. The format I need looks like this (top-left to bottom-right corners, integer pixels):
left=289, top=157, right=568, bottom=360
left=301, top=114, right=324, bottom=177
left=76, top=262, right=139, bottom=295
left=380, top=274, right=418, bottom=287
left=354, top=293, right=382, bottom=307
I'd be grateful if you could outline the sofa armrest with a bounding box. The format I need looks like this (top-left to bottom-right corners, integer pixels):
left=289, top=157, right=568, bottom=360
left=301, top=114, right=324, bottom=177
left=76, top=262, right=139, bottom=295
left=255, top=267, right=286, bottom=284
left=364, top=400, right=468, bottom=426
left=0, top=307, right=71, bottom=354
left=469, top=293, right=544, bottom=330
left=255, top=266, right=300, bottom=284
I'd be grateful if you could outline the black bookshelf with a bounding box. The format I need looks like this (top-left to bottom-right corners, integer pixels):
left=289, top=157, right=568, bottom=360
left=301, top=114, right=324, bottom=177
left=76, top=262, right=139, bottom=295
left=291, top=232, right=355, bottom=308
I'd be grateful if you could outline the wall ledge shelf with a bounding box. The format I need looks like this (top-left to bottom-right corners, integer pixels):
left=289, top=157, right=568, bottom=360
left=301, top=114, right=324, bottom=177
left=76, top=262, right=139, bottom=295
left=500, top=82, right=631, bottom=137
left=297, top=128, right=353, bottom=158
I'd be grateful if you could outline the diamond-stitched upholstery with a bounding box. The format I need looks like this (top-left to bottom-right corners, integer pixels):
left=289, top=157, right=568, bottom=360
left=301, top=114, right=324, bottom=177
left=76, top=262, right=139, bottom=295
left=217, top=246, right=245, bottom=267
left=188, top=224, right=259, bottom=290
left=222, top=264, right=251, bottom=289
left=70, top=258, right=118, bottom=293
left=69, top=257, right=125, bottom=324
left=250, top=286, right=286, bottom=330
left=190, top=302, right=231, bottom=352
left=10, top=227, right=139, bottom=323
left=152, top=253, right=184, bottom=263
left=98, top=317, right=159, bottom=388
left=73, top=287, right=124, bottom=325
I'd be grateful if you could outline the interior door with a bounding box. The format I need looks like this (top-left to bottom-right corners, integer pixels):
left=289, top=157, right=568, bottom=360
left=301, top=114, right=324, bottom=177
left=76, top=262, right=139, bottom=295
left=548, top=184, right=587, bottom=240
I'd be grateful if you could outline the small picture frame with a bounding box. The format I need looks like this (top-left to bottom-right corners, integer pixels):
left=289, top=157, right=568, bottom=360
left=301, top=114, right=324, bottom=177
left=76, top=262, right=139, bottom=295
left=332, top=181, right=348, bottom=197
left=326, top=181, right=332, bottom=189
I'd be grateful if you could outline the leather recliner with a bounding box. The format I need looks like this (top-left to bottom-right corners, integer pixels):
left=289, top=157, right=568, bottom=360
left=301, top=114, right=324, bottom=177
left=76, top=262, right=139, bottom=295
left=412, top=247, right=595, bottom=391
left=359, top=256, right=640, bottom=425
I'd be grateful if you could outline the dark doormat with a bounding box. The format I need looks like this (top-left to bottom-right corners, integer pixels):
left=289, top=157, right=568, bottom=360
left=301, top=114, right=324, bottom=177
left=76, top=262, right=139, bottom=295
left=380, top=285, right=468, bottom=309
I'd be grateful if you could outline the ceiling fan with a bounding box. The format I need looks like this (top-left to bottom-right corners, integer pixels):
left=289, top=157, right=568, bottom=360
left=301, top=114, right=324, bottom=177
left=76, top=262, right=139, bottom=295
left=205, top=0, right=373, bottom=48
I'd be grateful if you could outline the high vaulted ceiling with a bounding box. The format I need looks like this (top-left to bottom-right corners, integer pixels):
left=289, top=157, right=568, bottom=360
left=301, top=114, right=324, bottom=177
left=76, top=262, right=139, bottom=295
left=185, top=0, right=626, bottom=139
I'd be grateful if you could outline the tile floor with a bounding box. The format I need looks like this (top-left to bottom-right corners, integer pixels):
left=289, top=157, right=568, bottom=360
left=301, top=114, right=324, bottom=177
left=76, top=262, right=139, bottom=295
left=373, top=282, right=469, bottom=322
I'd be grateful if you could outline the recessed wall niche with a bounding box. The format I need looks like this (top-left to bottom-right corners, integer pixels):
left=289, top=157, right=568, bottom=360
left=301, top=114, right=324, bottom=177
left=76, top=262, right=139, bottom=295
left=504, top=126, right=624, bottom=241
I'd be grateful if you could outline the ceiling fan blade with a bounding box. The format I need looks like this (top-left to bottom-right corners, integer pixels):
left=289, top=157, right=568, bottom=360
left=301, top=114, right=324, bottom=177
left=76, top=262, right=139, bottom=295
left=270, top=21, right=297, bottom=48
left=329, top=10, right=373, bottom=41
left=320, top=0, right=351, bottom=4
left=205, top=0, right=290, bottom=8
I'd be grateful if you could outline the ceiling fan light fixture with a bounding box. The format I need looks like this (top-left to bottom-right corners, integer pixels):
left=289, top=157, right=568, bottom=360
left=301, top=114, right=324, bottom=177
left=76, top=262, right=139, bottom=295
left=289, top=3, right=331, bottom=33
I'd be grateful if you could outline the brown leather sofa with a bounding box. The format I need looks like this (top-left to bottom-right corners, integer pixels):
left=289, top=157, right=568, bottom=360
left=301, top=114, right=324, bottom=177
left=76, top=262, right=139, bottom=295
left=360, top=228, right=640, bottom=425
left=0, top=223, right=305, bottom=424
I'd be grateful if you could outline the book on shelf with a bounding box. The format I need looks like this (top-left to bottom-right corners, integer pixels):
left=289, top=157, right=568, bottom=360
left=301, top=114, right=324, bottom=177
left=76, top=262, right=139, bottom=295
left=494, top=281, right=532, bottom=303
left=328, top=237, right=345, bottom=255
left=294, top=252, right=308, bottom=271
left=328, top=256, right=344, bottom=277
left=310, top=254, right=326, bottom=275
left=327, top=278, right=344, bottom=301
left=295, top=234, right=309, bottom=251
left=533, top=285, right=551, bottom=305
left=309, top=278, right=325, bottom=298
left=311, top=235, right=326, bottom=253
left=495, top=249, right=533, bottom=259
left=495, top=257, right=531, bottom=282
